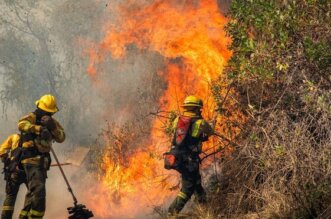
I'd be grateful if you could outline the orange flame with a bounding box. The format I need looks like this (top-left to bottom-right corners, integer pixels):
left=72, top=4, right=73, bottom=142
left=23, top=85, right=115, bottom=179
left=85, top=1, right=243, bottom=218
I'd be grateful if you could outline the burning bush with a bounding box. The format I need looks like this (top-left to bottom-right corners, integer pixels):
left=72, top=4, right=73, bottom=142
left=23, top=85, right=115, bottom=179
left=83, top=0, right=246, bottom=218
left=81, top=0, right=331, bottom=218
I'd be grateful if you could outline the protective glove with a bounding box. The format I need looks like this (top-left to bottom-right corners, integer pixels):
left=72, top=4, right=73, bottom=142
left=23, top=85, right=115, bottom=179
left=40, top=127, right=52, bottom=141
left=41, top=115, right=56, bottom=131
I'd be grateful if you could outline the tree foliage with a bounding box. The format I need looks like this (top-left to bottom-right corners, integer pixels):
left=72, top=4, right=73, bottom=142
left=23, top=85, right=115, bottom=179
left=226, top=0, right=330, bottom=114
left=196, top=1, right=331, bottom=218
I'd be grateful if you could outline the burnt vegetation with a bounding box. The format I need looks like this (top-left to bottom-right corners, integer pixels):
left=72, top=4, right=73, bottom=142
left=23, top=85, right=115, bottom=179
left=194, top=0, right=331, bottom=218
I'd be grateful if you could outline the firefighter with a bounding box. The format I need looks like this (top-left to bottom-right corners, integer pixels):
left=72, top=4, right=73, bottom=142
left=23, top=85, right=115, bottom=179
left=0, top=134, right=27, bottom=219
left=168, top=95, right=214, bottom=215
left=18, top=94, right=65, bottom=219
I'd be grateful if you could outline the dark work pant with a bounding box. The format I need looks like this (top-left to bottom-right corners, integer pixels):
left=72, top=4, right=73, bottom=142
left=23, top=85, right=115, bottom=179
left=168, top=165, right=206, bottom=214
left=1, top=170, right=27, bottom=219
left=19, top=164, right=46, bottom=219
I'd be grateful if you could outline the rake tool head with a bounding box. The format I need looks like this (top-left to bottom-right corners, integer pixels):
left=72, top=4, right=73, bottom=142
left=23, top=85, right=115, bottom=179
left=68, top=204, right=94, bottom=219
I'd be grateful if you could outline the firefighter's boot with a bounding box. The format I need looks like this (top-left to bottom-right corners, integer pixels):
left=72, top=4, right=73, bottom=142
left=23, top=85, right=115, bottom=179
left=195, top=181, right=207, bottom=204
left=168, top=191, right=190, bottom=215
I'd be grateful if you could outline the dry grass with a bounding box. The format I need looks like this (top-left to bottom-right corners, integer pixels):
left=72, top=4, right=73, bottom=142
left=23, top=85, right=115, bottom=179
left=189, top=1, right=331, bottom=218
left=187, top=107, right=331, bottom=219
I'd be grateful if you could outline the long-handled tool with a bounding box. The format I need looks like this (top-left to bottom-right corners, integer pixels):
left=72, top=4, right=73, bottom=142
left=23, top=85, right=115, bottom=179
left=50, top=162, right=72, bottom=167
left=50, top=147, right=94, bottom=219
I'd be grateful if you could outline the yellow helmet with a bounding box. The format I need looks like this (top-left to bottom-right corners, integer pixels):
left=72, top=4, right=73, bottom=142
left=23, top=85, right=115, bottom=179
left=182, top=95, right=203, bottom=108
left=35, top=94, right=58, bottom=113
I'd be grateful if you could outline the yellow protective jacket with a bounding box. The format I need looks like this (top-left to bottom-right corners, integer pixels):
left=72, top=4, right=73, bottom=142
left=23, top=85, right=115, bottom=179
left=0, top=134, right=20, bottom=158
left=18, top=112, right=65, bottom=165
left=18, top=112, right=65, bottom=149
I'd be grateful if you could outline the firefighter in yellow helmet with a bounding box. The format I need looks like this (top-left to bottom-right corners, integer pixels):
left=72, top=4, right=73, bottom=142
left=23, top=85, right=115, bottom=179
left=167, top=95, right=213, bottom=215
left=17, top=94, right=65, bottom=219
left=0, top=134, right=29, bottom=219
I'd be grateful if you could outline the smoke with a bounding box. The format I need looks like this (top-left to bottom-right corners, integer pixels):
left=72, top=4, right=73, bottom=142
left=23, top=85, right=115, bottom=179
left=0, top=0, right=168, bottom=218
left=0, top=0, right=232, bottom=218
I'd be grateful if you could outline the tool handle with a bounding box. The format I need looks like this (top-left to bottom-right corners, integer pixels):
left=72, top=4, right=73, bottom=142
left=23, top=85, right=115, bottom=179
left=50, top=147, right=78, bottom=205
left=50, top=162, right=72, bottom=167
